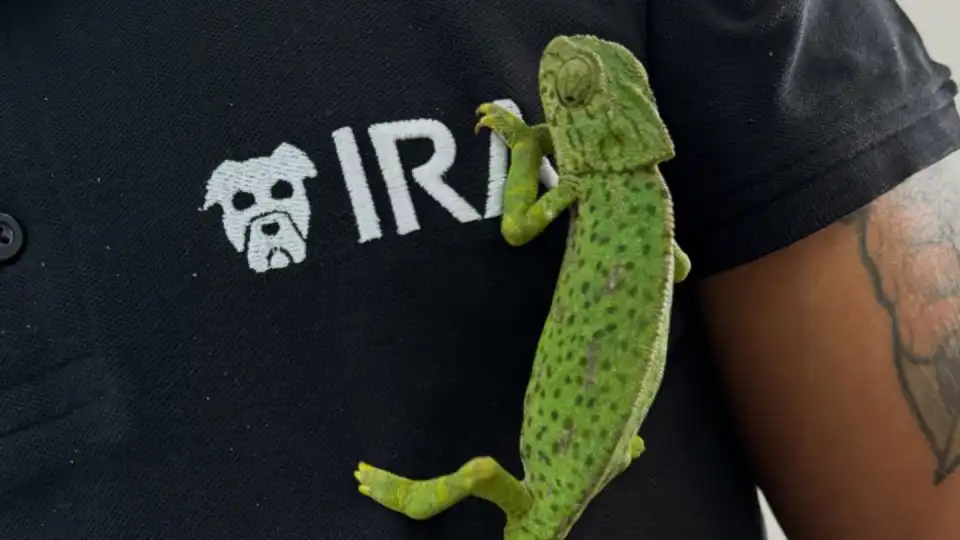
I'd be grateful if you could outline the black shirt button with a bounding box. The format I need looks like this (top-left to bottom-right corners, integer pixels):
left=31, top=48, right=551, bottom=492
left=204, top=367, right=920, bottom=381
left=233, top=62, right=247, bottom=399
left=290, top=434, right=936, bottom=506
left=0, top=212, right=24, bottom=262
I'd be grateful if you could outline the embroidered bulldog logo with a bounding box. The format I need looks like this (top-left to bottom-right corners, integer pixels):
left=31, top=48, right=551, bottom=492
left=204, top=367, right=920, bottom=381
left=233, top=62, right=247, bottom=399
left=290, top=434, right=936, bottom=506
left=201, top=143, right=318, bottom=273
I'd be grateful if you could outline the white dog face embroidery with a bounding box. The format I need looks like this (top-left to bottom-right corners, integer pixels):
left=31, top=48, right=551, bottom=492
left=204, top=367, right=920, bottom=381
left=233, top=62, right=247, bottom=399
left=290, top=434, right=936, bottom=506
left=201, top=143, right=317, bottom=273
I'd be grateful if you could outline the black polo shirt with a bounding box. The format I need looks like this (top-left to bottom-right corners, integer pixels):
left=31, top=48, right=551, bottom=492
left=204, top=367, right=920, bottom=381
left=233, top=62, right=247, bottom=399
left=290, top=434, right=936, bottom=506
left=1, top=1, right=958, bottom=539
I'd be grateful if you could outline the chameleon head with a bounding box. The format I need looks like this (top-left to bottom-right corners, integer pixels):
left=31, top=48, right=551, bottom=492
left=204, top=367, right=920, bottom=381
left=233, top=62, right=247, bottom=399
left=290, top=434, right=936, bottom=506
left=539, top=35, right=676, bottom=173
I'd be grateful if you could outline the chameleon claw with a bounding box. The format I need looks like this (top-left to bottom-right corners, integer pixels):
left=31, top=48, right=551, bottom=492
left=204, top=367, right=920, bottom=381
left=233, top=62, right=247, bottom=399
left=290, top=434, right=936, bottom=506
left=355, top=462, right=375, bottom=497
left=472, top=102, right=533, bottom=147
left=473, top=117, right=492, bottom=135
left=355, top=462, right=371, bottom=482
left=473, top=103, right=498, bottom=135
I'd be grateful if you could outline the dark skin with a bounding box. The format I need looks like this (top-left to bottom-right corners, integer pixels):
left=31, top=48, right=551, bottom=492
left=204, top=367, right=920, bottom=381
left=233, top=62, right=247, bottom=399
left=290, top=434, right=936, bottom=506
left=701, top=152, right=960, bottom=540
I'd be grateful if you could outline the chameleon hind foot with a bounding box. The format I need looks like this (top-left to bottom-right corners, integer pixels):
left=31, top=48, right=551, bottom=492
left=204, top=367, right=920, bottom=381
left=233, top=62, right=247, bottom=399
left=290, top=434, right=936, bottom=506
left=355, top=462, right=422, bottom=517
left=355, top=457, right=532, bottom=521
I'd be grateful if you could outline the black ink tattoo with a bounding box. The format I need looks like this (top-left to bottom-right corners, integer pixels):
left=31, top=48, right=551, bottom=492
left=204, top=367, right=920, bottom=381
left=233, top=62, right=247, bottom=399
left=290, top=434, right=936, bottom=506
left=843, top=157, right=960, bottom=485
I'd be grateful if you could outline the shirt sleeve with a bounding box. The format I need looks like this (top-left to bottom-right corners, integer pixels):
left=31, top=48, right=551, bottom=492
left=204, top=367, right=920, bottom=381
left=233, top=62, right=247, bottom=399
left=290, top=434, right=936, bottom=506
left=646, top=0, right=960, bottom=277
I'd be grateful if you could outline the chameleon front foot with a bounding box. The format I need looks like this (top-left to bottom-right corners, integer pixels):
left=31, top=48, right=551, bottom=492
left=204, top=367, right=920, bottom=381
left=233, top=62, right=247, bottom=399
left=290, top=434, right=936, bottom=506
left=474, top=103, right=534, bottom=148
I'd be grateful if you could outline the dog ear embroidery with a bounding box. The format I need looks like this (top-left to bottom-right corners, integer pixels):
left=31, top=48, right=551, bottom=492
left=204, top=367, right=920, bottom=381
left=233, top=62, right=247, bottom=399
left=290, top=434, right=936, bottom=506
left=272, top=142, right=318, bottom=180
left=202, top=159, right=243, bottom=212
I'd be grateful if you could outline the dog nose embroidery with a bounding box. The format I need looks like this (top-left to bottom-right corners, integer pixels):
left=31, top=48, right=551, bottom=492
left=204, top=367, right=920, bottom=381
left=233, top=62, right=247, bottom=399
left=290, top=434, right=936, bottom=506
left=261, top=222, right=280, bottom=237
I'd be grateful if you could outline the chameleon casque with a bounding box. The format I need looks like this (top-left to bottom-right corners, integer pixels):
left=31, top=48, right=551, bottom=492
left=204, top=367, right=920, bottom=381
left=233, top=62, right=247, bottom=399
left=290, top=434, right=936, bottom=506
left=354, top=35, right=690, bottom=540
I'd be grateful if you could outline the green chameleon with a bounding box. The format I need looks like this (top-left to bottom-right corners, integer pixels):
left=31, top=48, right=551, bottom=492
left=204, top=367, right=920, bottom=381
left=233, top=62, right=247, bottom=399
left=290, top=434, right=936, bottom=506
left=354, top=34, right=690, bottom=540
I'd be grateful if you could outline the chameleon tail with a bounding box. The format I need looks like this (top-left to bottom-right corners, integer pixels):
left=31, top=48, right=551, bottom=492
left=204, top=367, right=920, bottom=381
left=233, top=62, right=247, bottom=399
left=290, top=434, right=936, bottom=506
left=355, top=457, right=533, bottom=521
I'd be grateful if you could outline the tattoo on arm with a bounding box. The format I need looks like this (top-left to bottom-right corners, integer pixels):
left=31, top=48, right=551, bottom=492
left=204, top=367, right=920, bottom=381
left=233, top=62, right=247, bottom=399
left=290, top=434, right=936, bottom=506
left=842, top=152, right=960, bottom=485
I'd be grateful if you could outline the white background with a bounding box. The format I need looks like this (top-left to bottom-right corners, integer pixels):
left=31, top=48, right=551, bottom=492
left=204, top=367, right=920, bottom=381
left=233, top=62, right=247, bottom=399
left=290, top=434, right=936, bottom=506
left=759, top=1, right=958, bottom=538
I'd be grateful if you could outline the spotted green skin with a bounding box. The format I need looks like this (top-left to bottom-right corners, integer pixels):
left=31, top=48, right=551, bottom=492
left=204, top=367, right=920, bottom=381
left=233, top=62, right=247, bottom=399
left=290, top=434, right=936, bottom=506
left=354, top=35, right=689, bottom=540
left=514, top=176, right=679, bottom=538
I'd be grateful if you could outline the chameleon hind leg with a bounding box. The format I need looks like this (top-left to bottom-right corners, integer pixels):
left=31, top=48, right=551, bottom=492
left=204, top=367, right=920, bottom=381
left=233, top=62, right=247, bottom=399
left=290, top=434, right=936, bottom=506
left=475, top=102, right=577, bottom=247
left=614, top=436, right=646, bottom=475
left=355, top=457, right=533, bottom=521
left=595, top=436, right=647, bottom=494
left=630, top=435, right=646, bottom=458
left=673, top=241, right=691, bottom=282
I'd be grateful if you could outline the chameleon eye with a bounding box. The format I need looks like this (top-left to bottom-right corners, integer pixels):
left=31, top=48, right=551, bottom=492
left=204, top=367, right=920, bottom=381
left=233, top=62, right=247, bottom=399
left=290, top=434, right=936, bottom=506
left=555, top=57, right=597, bottom=108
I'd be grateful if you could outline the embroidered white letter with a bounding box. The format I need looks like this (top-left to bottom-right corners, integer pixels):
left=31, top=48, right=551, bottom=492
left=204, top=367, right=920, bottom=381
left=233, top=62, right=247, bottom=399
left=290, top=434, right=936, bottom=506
left=369, top=119, right=481, bottom=235
left=332, top=127, right=383, bottom=243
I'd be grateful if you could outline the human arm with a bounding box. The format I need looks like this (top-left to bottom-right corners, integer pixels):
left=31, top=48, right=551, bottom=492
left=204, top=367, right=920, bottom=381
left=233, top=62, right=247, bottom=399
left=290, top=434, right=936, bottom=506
left=701, top=151, right=960, bottom=539
left=646, top=0, right=960, bottom=537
